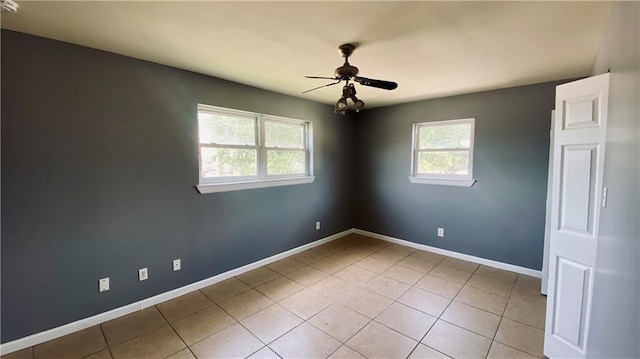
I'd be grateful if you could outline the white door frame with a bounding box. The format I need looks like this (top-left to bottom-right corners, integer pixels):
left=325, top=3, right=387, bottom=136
left=541, top=110, right=554, bottom=295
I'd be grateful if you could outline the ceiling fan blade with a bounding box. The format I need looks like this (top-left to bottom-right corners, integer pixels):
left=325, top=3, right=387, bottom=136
left=305, top=76, right=339, bottom=80
left=302, top=80, right=342, bottom=94
left=354, top=77, right=398, bottom=90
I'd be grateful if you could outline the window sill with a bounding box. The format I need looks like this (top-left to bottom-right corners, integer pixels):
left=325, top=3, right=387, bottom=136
left=409, top=177, right=477, bottom=187
left=197, top=176, right=315, bottom=194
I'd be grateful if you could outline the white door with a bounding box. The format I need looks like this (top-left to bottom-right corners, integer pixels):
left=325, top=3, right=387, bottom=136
left=544, top=73, right=609, bottom=358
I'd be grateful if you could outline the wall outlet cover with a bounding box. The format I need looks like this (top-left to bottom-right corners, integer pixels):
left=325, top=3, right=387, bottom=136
left=99, top=278, right=110, bottom=292
left=437, top=228, right=445, bottom=237
left=316, top=221, right=321, bottom=230
left=138, top=268, right=148, bottom=281
left=173, top=259, right=181, bottom=271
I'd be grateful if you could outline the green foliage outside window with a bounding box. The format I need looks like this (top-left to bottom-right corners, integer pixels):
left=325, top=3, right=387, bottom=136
left=267, top=150, right=305, bottom=175
left=418, top=151, right=469, bottom=175
left=199, top=113, right=257, bottom=177
left=201, top=148, right=257, bottom=177
left=265, top=121, right=306, bottom=175
left=198, top=110, right=309, bottom=179
left=417, top=121, right=472, bottom=176
left=265, top=121, right=304, bottom=149
left=199, top=114, right=255, bottom=146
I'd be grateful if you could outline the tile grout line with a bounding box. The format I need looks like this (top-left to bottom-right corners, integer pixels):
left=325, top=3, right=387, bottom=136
left=153, top=303, right=195, bottom=359
left=417, top=262, right=483, bottom=358
left=331, top=247, right=447, bottom=359
left=290, top=241, right=404, bottom=358
left=219, top=263, right=344, bottom=358
left=333, top=245, right=412, bottom=344
left=305, top=278, right=381, bottom=353
left=342, top=245, right=450, bottom=358
left=375, top=250, right=431, bottom=359
left=486, top=319, right=503, bottom=358
left=97, top=324, right=114, bottom=359
left=165, top=291, right=240, bottom=357
left=234, top=242, right=364, bottom=356
left=491, top=278, right=547, bottom=358
left=386, top=253, right=474, bottom=358
left=500, top=277, right=549, bottom=331
left=190, top=287, right=276, bottom=358
left=264, top=241, right=390, bottom=357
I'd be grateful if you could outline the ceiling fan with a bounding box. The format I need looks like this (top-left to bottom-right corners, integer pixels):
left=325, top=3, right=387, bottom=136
left=304, top=43, right=398, bottom=114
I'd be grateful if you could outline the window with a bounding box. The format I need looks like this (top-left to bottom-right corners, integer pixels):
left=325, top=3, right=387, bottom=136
left=196, top=104, right=314, bottom=193
left=410, top=118, right=477, bottom=187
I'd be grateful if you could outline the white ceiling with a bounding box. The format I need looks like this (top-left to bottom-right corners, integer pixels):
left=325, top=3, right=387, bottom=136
left=1, top=1, right=611, bottom=108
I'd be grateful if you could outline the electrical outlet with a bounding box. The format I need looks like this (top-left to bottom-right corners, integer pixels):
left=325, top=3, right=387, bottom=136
left=316, top=221, right=321, bottom=230
left=99, top=277, right=110, bottom=292
left=437, top=228, right=445, bottom=237
left=138, top=268, right=148, bottom=281
left=173, top=259, right=181, bottom=271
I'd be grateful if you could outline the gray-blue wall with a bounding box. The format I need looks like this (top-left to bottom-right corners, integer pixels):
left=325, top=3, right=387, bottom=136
left=354, top=81, right=566, bottom=270
left=0, top=30, right=355, bottom=343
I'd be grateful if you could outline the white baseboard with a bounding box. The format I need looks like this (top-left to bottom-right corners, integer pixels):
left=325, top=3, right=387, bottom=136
left=1, top=227, right=541, bottom=355
left=353, top=229, right=542, bottom=278
left=0, top=229, right=354, bottom=356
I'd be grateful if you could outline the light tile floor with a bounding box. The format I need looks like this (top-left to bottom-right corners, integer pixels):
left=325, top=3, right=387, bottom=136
left=2, top=234, right=547, bottom=359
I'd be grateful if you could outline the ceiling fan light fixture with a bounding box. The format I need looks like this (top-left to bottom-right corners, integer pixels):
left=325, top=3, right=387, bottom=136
left=353, top=99, right=365, bottom=112
left=335, top=97, right=348, bottom=112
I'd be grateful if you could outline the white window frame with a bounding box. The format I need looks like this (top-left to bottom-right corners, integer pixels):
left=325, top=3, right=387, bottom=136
left=409, top=118, right=477, bottom=187
left=196, top=104, right=314, bottom=194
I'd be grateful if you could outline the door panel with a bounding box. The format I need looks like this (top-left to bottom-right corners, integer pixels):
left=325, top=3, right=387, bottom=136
left=559, top=145, right=597, bottom=235
left=563, top=94, right=600, bottom=129
left=553, top=257, right=591, bottom=349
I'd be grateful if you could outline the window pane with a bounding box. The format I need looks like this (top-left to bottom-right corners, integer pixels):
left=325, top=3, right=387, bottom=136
left=418, top=151, right=470, bottom=175
left=267, top=150, right=306, bottom=175
left=198, top=113, right=255, bottom=146
left=419, top=123, right=471, bottom=149
left=265, top=121, right=304, bottom=149
left=201, top=147, right=257, bottom=178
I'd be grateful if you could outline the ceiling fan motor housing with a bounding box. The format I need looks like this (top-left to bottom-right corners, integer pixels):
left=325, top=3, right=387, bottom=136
left=334, top=63, right=359, bottom=79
